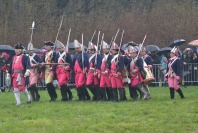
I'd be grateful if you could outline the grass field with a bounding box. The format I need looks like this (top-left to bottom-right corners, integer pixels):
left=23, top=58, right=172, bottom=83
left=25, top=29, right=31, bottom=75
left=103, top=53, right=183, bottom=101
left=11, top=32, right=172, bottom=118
left=0, top=86, right=197, bottom=133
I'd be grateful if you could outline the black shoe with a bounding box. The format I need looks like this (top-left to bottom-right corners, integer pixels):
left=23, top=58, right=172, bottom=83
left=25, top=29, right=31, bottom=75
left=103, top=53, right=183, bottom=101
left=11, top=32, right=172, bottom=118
left=69, top=95, right=73, bottom=100
left=36, top=95, right=40, bottom=101
left=61, top=99, right=68, bottom=102
left=27, top=101, right=31, bottom=104
left=49, top=98, right=56, bottom=102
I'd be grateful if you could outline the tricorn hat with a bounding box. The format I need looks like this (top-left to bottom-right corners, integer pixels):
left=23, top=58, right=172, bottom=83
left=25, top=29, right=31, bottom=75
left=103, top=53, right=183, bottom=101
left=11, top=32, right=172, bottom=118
left=44, top=41, right=54, bottom=46
left=15, top=43, right=24, bottom=49
left=128, top=46, right=138, bottom=53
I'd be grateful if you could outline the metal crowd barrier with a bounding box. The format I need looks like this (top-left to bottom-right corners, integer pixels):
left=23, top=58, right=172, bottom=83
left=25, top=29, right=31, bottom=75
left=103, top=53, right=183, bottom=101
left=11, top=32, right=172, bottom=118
left=152, top=63, right=198, bottom=86
left=1, top=63, right=198, bottom=90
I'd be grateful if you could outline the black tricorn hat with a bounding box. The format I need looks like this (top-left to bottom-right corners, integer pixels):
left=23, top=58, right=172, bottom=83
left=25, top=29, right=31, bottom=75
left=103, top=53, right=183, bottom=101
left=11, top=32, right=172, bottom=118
left=128, top=41, right=138, bottom=46
left=44, top=41, right=54, bottom=46
left=15, top=43, right=24, bottom=49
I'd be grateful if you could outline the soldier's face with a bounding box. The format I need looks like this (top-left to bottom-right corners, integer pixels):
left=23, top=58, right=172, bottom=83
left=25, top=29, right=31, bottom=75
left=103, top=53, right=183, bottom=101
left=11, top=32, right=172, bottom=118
left=58, top=47, right=64, bottom=53
left=140, top=50, right=146, bottom=56
left=29, top=51, right=33, bottom=55
left=45, top=45, right=51, bottom=51
left=75, top=47, right=81, bottom=53
left=103, top=49, right=109, bottom=54
left=15, top=49, right=22, bottom=55
left=170, top=52, right=175, bottom=57
left=131, top=52, right=137, bottom=58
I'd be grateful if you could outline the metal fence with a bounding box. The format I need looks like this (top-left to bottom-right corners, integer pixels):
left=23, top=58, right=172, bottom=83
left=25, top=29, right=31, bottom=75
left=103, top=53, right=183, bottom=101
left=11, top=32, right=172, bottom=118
left=152, top=63, right=198, bottom=86
left=1, top=63, right=197, bottom=91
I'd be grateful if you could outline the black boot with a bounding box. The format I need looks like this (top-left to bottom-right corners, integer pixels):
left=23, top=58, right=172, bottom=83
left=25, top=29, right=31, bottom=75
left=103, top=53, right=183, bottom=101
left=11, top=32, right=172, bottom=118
left=100, top=88, right=107, bottom=101
left=81, top=86, right=86, bottom=101
left=29, top=86, right=36, bottom=101
left=112, top=89, right=118, bottom=102
left=48, top=83, right=57, bottom=101
left=132, top=86, right=138, bottom=101
left=33, top=85, right=40, bottom=101
left=77, top=88, right=82, bottom=101
left=169, top=88, right=175, bottom=99
left=128, top=85, right=133, bottom=99
left=60, top=85, right=68, bottom=101
left=66, top=87, right=73, bottom=100
left=136, top=87, right=144, bottom=99
left=87, top=85, right=96, bottom=101
left=118, top=89, right=124, bottom=101
left=95, top=85, right=100, bottom=101
left=177, top=88, right=185, bottom=99
left=46, top=83, right=53, bottom=101
left=85, top=87, right=90, bottom=100
left=123, top=89, right=127, bottom=101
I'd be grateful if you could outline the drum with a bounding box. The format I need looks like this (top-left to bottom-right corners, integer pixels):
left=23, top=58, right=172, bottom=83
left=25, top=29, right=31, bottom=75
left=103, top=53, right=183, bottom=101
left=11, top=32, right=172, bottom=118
left=143, top=61, right=155, bottom=84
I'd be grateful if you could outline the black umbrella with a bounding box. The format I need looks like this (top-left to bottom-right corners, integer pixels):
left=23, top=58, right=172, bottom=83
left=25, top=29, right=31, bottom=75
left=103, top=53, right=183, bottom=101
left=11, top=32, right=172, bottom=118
left=145, top=45, right=160, bottom=52
left=169, top=39, right=186, bottom=48
left=0, top=45, right=14, bottom=52
left=157, top=47, right=172, bottom=56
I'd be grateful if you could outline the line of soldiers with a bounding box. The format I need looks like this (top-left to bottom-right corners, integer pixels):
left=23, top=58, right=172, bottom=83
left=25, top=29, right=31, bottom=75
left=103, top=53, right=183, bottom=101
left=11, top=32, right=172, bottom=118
left=5, top=39, right=185, bottom=105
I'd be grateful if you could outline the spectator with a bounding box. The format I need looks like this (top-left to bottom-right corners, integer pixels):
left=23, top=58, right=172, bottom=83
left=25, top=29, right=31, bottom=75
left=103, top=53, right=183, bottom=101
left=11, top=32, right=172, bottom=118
left=192, top=52, right=198, bottom=85
left=160, top=56, right=168, bottom=86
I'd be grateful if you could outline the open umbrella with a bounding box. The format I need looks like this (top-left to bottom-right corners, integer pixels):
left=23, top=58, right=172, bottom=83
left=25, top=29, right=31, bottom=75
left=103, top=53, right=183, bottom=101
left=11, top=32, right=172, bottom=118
left=188, top=40, right=198, bottom=47
left=145, top=45, right=160, bottom=52
left=0, top=45, right=14, bottom=52
left=169, top=39, right=186, bottom=48
left=157, top=47, right=172, bottom=56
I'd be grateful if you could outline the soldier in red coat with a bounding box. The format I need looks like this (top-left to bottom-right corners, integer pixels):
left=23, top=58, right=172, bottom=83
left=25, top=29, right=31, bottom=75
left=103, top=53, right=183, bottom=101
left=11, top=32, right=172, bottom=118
left=100, top=41, right=113, bottom=101
left=86, top=41, right=102, bottom=100
left=72, top=39, right=90, bottom=101
left=28, top=46, right=42, bottom=101
left=128, top=46, right=144, bottom=101
left=110, top=42, right=126, bottom=102
left=55, top=40, right=73, bottom=101
left=7, top=44, right=31, bottom=105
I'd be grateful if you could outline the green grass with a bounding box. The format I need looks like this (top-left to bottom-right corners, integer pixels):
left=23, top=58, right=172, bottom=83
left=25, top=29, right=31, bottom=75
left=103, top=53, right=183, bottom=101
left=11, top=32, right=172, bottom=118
left=0, top=87, right=198, bottom=133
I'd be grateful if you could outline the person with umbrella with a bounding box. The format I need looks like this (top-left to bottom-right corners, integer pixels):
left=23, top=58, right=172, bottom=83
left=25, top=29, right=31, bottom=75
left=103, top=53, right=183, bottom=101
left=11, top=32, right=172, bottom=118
left=6, top=44, right=31, bottom=105
left=165, top=47, right=185, bottom=99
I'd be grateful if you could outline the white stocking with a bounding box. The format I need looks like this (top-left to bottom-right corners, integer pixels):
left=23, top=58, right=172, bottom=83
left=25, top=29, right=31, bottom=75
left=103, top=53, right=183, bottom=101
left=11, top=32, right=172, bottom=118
left=13, top=88, right=21, bottom=105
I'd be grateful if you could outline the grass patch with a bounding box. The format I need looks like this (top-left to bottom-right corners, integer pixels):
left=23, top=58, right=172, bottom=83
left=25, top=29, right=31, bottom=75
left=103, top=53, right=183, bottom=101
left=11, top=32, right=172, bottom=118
left=0, top=87, right=197, bottom=133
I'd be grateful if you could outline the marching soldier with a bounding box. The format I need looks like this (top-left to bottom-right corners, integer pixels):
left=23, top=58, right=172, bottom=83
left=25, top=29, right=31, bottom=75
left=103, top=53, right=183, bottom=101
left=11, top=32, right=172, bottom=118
left=128, top=46, right=144, bottom=101
left=28, top=46, right=42, bottom=101
left=42, top=41, right=57, bottom=101
left=7, top=44, right=31, bottom=105
left=165, top=47, right=185, bottom=99
left=73, top=39, right=90, bottom=101
left=140, top=47, right=152, bottom=99
left=100, top=41, right=113, bottom=101
left=110, top=42, right=126, bottom=102
left=86, top=41, right=102, bottom=101
left=55, top=40, right=73, bottom=101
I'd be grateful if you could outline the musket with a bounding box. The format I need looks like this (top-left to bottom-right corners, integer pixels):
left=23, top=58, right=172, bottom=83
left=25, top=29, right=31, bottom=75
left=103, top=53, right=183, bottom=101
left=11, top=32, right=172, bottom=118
left=53, top=14, right=64, bottom=53
left=136, top=34, right=147, bottom=58
left=27, top=21, right=35, bottom=51
left=99, top=33, right=104, bottom=55
left=38, top=63, right=70, bottom=65
left=64, top=28, right=71, bottom=62
left=115, top=30, right=125, bottom=66
left=90, top=30, right=96, bottom=42
left=82, top=33, right=84, bottom=69
left=94, top=31, right=100, bottom=67
left=65, top=28, right=71, bottom=53
left=107, top=28, right=120, bottom=56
